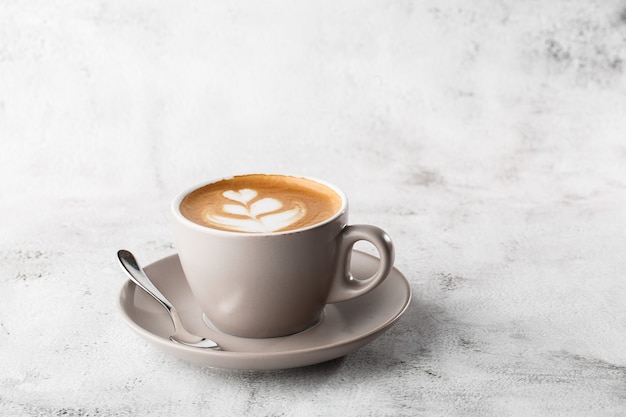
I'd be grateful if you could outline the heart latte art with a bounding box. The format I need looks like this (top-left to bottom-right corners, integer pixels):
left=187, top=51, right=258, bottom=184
left=179, top=175, right=343, bottom=233
left=207, top=188, right=306, bottom=233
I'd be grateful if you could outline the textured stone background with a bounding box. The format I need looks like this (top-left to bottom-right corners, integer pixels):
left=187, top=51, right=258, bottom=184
left=1, top=0, right=626, bottom=415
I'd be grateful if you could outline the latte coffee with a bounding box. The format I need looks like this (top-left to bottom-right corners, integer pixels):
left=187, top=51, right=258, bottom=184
left=179, top=174, right=344, bottom=233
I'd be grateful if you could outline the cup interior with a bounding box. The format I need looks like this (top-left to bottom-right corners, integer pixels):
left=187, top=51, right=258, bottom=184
left=172, top=174, right=347, bottom=235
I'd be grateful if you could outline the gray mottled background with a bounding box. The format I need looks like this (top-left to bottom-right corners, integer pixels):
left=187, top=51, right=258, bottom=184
left=1, top=1, right=626, bottom=416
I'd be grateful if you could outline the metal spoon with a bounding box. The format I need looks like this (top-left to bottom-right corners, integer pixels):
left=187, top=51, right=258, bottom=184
left=117, top=249, right=221, bottom=350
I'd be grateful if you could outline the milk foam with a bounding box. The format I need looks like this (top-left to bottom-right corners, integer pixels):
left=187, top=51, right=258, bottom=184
left=204, top=189, right=307, bottom=233
left=179, top=175, right=343, bottom=233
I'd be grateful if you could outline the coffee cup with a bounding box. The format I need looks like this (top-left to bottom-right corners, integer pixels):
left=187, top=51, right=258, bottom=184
left=171, top=174, right=394, bottom=338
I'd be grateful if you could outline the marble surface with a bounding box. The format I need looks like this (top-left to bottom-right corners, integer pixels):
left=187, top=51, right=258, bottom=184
left=2, top=0, right=626, bottom=415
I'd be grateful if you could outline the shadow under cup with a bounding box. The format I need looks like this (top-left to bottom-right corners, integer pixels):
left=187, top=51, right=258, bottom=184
left=171, top=174, right=394, bottom=339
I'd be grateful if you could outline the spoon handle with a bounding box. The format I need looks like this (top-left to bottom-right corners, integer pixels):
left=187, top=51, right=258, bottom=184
left=117, top=249, right=175, bottom=314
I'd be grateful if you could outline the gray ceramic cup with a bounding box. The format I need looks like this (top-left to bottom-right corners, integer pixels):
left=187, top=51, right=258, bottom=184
left=171, top=175, right=394, bottom=338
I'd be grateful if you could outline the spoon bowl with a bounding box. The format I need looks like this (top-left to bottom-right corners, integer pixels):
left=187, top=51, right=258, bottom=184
left=117, top=249, right=221, bottom=350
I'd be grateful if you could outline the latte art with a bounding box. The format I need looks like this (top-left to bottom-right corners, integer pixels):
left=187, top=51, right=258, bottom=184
left=179, top=175, right=343, bottom=233
left=205, top=189, right=306, bottom=233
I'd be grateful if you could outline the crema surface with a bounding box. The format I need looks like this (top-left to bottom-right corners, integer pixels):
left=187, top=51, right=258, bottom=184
left=180, top=175, right=343, bottom=233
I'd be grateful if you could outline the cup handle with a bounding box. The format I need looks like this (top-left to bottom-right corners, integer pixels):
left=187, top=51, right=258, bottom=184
left=326, top=224, right=395, bottom=303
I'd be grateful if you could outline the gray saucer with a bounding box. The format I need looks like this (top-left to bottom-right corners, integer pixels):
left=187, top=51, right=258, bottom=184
left=118, top=251, right=411, bottom=370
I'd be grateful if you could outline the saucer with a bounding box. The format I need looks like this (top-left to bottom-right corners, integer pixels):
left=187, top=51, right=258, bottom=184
left=118, top=251, right=411, bottom=370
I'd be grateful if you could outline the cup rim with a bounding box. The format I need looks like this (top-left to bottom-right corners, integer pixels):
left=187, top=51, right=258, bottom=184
left=171, top=173, right=348, bottom=236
